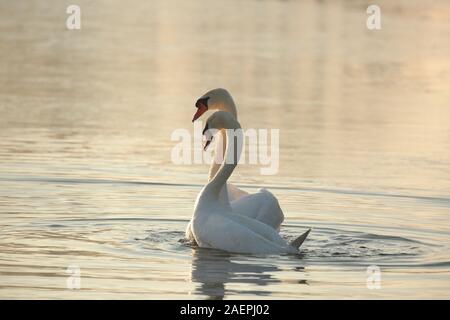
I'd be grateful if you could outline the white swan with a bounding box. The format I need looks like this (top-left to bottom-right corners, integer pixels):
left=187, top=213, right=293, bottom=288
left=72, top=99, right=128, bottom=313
left=189, top=111, right=310, bottom=254
left=191, top=88, right=284, bottom=230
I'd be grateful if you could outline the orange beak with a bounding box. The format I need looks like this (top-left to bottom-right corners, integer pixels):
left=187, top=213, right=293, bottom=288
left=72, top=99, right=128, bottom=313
left=192, top=104, right=207, bottom=122
left=192, top=97, right=210, bottom=122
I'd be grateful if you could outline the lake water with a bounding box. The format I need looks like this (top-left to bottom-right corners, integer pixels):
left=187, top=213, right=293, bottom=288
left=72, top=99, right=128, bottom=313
left=0, top=0, right=449, bottom=299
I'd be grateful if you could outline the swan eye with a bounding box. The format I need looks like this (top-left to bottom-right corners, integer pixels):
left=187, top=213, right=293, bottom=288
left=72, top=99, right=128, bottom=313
left=195, top=96, right=210, bottom=109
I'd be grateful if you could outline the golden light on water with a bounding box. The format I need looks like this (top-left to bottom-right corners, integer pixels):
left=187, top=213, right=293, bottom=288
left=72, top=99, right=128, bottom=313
left=0, top=0, right=449, bottom=299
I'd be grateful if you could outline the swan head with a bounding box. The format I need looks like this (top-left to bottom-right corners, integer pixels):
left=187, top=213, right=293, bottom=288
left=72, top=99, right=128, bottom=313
left=192, top=88, right=237, bottom=122
left=202, top=111, right=240, bottom=151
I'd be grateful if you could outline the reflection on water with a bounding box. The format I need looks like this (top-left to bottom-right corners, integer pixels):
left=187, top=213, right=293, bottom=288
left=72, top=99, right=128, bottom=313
left=0, top=0, right=449, bottom=298
left=190, top=248, right=284, bottom=299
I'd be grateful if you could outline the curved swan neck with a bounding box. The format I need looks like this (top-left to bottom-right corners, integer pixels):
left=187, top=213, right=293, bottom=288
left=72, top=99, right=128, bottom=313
left=204, top=90, right=238, bottom=181
left=206, top=125, right=242, bottom=196
left=222, top=100, right=237, bottom=120
left=208, top=129, right=226, bottom=181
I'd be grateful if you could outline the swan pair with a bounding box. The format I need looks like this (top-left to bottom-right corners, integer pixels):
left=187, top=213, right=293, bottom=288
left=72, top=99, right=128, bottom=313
left=186, top=88, right=309, bottom=254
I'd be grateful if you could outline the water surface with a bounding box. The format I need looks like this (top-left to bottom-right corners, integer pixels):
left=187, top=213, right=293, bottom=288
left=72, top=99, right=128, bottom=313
left=0, top=0, right=449, bottom=299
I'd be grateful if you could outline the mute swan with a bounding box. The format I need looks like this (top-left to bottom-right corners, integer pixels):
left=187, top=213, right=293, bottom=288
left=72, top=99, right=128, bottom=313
left=191, top=88, right=284, bottom=230
left=189, top=111, right=310, bottom=254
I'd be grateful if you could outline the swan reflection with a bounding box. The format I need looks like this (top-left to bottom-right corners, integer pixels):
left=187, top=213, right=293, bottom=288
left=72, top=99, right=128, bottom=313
left=189, top=247, right=307, bottom=299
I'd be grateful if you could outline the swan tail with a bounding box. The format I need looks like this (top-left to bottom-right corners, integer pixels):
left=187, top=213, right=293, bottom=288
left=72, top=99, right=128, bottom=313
left=290, top=228, right=311, bottom=249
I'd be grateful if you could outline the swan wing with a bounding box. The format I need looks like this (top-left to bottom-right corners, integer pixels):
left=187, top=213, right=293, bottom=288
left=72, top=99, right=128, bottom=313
left=230, top=188, right=284, bottom=230
left=196, top=213, right=292, bottom=254
left=226, top=183, right=249, bottom=201
left=225, top=213, right=289, bottom=246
